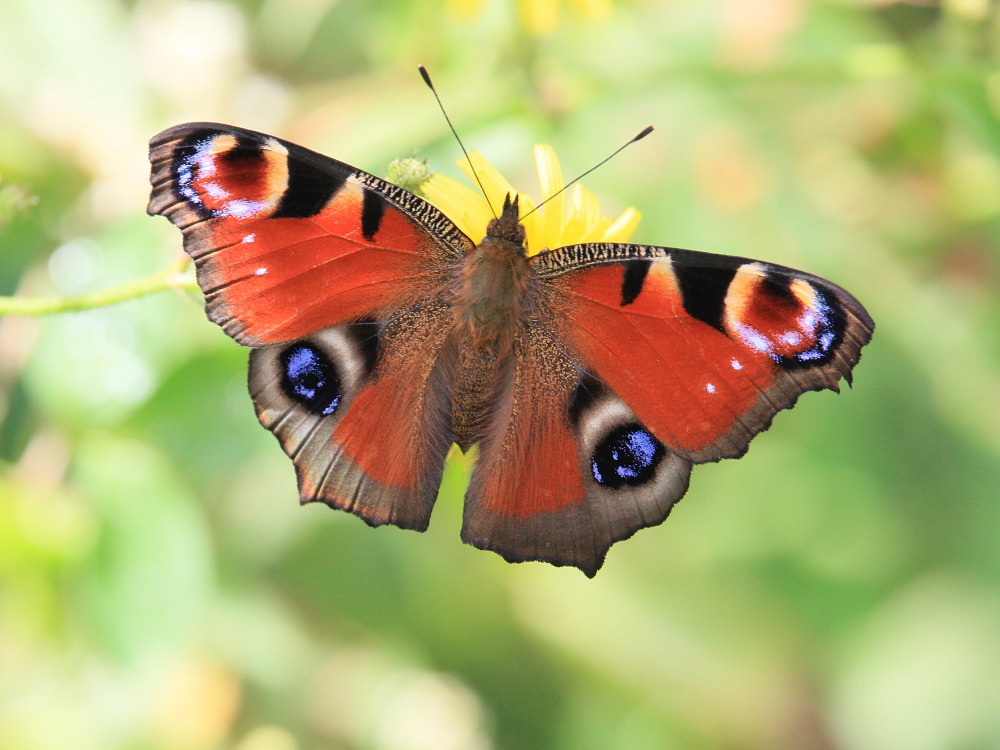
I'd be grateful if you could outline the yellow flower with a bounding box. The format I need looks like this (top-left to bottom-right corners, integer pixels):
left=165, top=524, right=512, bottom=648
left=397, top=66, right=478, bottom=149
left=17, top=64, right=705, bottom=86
left=421, top=145, right=641, bottom=256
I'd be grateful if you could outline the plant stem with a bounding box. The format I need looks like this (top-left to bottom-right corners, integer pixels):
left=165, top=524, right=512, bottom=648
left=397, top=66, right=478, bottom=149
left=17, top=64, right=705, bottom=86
left=0, top=258, right=197, bottom=316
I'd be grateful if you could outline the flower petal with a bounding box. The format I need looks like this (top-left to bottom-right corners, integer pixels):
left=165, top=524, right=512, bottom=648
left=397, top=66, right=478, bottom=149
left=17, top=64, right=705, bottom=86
left=533, top=144, right=568, bottom=253
left=418, top=145, right=641, bottom=255
left=421, top=173, right=492, bottom=241
left=603, top=206, right=641, bottom=243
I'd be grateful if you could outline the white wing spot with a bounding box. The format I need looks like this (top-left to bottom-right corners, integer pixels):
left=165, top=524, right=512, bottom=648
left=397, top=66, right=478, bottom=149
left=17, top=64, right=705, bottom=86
left=203, top=181, right=228, bottom=200
left=242, top=233, right=256, bottom=243
left=705, top=383, right=716, bottom=394
left=730, top=358, right=743, bottom=370
left=780, top=331, right=803, bottom=347
left=221, top=199, right=267, bottom=219
left=254, top=267, right=268, bottom=276
left=733, top=323, right=773, bottom=356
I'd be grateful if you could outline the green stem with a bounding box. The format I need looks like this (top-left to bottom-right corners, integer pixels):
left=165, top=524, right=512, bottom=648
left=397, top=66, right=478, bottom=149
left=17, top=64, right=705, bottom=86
left=0, top=258, right=197, bottom=316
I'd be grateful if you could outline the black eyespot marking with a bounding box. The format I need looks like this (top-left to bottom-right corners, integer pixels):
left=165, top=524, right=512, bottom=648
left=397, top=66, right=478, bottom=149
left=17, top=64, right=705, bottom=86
left=591, top=424, right=664, bottom=489
left=361, top=188, right=386, bottom=241
left=273, top=150, right=345, bottom=219
left=675, top=265, right=738, bottom=333
left=762, top=270, right=792, bottom=295
left=220, top=138, right=263, bottom=165
left=620, top=260, right=651, bottom=306
left=280, top=343, right=342, bottom=416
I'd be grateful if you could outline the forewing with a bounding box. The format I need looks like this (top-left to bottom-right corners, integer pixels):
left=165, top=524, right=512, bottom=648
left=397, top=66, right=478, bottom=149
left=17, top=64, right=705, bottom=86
left=148, top=123, right=472, bottom=346
left=532, top=243, right=874, bottom=462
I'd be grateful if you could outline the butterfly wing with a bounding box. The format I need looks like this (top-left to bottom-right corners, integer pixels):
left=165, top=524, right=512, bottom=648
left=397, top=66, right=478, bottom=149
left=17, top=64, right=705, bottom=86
left=248, top=305, right=457, bottom=530
left=464, top=243, right=872, bottom=576
left=534, top=243, right=874, bottom=462
left=461, top=323, right=692, bottom=577
left=149, top=123, right=470, bottom=530
left=148, top=122, right=472, bottom=346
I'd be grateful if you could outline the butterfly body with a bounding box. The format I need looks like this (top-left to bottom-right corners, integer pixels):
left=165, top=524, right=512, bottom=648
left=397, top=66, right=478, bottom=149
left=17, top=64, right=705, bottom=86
left=149, top=122, right=873, bottom=576
left=451, top=196, right=530, bottom=350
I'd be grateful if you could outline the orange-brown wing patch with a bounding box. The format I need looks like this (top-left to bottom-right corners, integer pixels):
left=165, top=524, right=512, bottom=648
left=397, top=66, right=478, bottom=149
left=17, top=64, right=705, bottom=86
left=471, top=342, right=585, bottom=519
left=330, top=304, right=455, bottom=498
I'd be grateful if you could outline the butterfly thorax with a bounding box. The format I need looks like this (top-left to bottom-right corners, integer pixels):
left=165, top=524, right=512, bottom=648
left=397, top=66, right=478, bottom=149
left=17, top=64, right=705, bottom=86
left=451, top=196, right=530, bottom=351
left=449, top=197, right=533, bottom=449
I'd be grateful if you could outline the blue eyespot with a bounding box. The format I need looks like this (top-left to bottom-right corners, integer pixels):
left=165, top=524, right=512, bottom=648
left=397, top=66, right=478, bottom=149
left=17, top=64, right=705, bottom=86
left=792, top=292, right=838, bottom=363
left=280, top=343, right=341, bottom=416
left=591, top=424, right=664, bottom=489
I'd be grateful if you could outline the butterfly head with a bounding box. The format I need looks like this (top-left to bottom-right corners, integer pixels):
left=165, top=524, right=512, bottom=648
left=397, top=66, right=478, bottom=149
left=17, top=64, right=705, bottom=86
left=484, top=194, right=526, bottom=250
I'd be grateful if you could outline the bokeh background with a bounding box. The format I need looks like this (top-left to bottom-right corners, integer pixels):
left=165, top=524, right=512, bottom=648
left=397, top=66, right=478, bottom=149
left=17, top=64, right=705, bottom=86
left=2, top=0, right=1000, bottom=748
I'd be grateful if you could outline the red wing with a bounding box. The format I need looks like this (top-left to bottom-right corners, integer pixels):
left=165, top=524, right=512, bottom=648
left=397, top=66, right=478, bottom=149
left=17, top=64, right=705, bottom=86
left=462, top=325, right=692, bottom=577
left=148, top=123, right=472, bottom=347
left=532, top=243, right=874, bottom=462
left=249, top=302, right=456, bottom=530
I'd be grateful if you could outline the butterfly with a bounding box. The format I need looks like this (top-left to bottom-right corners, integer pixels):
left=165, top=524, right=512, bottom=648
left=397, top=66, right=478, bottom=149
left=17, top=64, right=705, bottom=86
left=147, top=122, right=873, bottom=576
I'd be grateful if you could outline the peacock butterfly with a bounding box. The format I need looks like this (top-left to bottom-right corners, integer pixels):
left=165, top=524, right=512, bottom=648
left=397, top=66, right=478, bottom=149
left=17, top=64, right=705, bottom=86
left=147, top=114, right=873, bottom=576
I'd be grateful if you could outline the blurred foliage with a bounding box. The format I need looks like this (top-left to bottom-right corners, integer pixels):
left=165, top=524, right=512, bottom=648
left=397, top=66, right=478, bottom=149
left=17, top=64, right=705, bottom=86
left=2, top=0, right=1000, bottom=749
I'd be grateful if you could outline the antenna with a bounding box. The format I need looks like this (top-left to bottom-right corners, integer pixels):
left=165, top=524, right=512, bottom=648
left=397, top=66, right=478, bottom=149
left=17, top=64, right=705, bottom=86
left=520, top=126, right=654, bottom=221
left=418, top=65, right=497, bottom=219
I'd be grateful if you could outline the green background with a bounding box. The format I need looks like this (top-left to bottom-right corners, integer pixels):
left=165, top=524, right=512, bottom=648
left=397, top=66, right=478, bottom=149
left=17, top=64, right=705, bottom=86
left=2, top=0, right=1000, bottom=748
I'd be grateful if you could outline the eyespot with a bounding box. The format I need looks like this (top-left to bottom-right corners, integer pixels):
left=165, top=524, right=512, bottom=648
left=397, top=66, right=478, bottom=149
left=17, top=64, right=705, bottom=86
left=591, top=424, right=664, bottom=489
left=280, top=343, right=342, bottom=416
left=723, top=267, right=844, bottom=367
